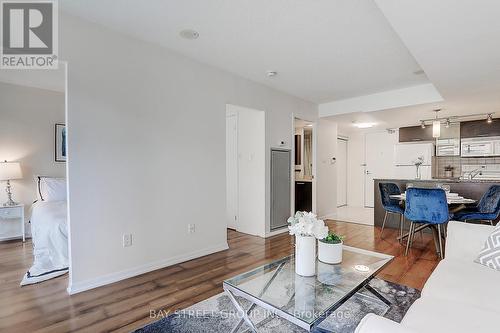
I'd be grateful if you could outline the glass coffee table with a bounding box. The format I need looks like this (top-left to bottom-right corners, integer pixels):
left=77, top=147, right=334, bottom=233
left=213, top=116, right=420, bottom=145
left=223, top=245, right=393, bottom=332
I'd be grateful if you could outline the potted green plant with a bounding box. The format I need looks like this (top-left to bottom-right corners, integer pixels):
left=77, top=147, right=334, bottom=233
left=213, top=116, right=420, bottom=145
left=318, top=232, right=344, bottom=264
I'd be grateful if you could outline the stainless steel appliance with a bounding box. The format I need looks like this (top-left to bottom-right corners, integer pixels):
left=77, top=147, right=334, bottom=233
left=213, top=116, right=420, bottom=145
left=436, top=138, right=460, bottom=156
left=461, top=136, right=500, bottom=157
left=394, top=142, right=434, bottom=179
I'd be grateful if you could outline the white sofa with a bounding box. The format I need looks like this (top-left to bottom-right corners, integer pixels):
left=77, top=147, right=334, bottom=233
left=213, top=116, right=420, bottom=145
left=355, top=221, right=499, bottom=333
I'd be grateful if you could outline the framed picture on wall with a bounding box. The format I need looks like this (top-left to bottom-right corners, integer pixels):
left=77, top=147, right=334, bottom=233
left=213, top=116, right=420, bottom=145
left=55, top=123, right=67, bottom=162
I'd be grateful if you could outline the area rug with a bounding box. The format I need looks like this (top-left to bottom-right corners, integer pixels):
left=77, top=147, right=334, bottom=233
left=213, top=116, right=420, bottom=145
left=134, top=278, right=420, bottom=333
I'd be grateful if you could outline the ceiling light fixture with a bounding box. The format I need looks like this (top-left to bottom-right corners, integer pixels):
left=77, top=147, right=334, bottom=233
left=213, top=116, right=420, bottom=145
left=420, top=112, right=495, bottom=131
left=432, top=109, right=441, bottom=138
left=487, top=114, right=493, bottom=124
left=266, top=70, right=278, bottom=78
left=179, top=29, right=199, bottom=40
left=353, top=122, right=376, bottom=129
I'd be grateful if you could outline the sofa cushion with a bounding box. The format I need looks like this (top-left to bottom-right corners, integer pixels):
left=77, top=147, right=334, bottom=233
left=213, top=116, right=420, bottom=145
left=401, top=298, right=499, bottom=333
left=421, top=259, right=500, bottom=312
left=445, top=221, right=494, bottom=262
left=475, top=223, right=500, bottom=271
left=355, top=314, right=417, bottom=333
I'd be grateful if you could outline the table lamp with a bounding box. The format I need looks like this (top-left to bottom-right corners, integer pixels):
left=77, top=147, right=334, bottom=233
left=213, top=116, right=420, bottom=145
left=0, top=160, right=23, bottom=206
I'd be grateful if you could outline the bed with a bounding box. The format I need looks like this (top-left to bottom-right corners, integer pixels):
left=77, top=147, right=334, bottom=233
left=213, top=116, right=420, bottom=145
left=21, top=177, right=69, bottom=286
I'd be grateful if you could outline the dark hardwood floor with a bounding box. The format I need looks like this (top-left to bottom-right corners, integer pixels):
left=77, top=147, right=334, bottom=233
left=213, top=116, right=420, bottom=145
left=0, top=221, right=440, bottom=332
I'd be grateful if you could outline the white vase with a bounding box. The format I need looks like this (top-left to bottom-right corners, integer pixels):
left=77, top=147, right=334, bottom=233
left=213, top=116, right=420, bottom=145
left=318, top=241, right=343, bottom=264
left=295, top=235, right=316, bottom=276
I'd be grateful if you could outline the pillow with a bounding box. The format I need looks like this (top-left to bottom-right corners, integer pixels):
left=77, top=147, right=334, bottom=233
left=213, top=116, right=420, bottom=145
left=36, top=176, right=67, bottom=202
left=475, top=223, right=500, bottom=271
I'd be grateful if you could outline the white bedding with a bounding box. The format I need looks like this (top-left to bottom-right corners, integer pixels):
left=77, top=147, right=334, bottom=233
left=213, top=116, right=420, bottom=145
left=21, top=201, right=69, bottom=286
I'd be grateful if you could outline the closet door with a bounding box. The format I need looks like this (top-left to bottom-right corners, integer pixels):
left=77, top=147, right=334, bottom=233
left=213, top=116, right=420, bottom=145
left=271, top=149, right=291, bottom=230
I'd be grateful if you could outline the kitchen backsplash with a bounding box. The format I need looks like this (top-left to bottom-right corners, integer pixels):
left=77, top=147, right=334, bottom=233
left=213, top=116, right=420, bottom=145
left=434, top=156, right=500, bottom=178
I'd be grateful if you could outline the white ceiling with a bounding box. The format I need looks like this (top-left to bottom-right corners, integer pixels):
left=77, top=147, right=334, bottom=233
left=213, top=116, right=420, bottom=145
left=0, top=67, right=65, bottom=92
left=373, top=0, right=500, bottom=117
left=323, top=1, right=500, bottom=134
left=60, top=0, right=428, bottom=103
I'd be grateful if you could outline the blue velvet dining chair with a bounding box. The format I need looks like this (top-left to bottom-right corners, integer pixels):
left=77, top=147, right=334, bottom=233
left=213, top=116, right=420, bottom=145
left=453, top=185, right=500, bottom=226
left=404, top=188, right=450, bottom=259
left=378, top=182, right=405, bottom=240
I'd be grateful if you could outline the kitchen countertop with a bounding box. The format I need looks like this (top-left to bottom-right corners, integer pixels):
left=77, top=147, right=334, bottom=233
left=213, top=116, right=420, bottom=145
left=295, top=178, right=313, bottom=182
left=375, top=178, right=500, bottom=183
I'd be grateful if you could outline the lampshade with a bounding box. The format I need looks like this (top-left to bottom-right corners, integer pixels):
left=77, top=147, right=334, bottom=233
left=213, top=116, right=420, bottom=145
left=432, top=120, right=441, bottom=138
left=0, top=161, right=22, bottom=181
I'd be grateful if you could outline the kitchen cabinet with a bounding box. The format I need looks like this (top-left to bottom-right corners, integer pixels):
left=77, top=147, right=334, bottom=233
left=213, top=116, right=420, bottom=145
left=295, top=181, right=312, bottom=212
left=460, top=119, right=500, bottom=138
left=399, top=126, right=434, bottom=142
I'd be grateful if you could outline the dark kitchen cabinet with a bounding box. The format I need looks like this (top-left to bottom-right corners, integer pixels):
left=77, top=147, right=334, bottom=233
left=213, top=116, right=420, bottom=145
left=295, top=181, right=312, bottom=212
left=399, top=126, right=434, bottom=142
left=460, top=119, right=500, bottom=138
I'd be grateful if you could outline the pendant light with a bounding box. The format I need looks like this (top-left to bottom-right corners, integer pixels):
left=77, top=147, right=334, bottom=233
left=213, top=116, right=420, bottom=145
left=432, top=109, right=441, bottom=138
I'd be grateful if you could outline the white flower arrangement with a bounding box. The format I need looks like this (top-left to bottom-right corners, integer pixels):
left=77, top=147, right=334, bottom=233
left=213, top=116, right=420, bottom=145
left=287, top=211, right=329, bottom=239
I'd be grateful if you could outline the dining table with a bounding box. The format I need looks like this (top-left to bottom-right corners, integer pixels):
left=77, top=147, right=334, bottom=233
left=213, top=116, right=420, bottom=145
left=389, top=192, right=476, bottom=241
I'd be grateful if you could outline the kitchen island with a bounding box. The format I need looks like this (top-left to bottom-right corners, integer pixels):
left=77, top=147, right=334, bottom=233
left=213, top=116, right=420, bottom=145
left=374, top=178, right=500, bottom=230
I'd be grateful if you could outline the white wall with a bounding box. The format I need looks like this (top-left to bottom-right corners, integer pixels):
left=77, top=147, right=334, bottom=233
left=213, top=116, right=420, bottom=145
left=316, top=119, right=338, bottom=219
left=0, top=82, right=65, bottom=236
left=60, top=13, right=317, bottom=293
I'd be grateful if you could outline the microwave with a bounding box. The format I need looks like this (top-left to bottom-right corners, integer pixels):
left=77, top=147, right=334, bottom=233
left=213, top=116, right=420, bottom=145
left=461, top=137, right=500, bottom=157
left=436, top=138, right=460, bottom=156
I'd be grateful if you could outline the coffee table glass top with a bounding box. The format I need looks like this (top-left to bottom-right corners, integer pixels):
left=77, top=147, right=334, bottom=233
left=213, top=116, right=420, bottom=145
left=224, top=245, right=393, bottom=327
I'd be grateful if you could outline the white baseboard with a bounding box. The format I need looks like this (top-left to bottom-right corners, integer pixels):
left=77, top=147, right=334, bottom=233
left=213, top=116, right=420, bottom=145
left=265, top=228, right=289, bottom=238
left=67, top=242, right=229, bottom=295
left=319, top=212, right=337, bottom=220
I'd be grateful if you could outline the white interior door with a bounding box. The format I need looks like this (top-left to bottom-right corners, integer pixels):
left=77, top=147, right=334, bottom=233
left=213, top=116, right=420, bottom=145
left=226, top=113, right=238, bottom=229
left=364, top=131, right=397, bottom=207
left=337, top=138, right=347, bottom=207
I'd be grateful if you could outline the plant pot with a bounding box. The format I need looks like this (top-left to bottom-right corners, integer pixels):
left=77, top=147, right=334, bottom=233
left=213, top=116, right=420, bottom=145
left=318, top=241, right=343, bottom=264
left=295, top=235, right=316, bottom=276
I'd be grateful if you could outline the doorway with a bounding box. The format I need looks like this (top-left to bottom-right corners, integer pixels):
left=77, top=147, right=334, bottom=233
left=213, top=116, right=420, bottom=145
left=226, top=112, right=238, bottom=230
left=294, top=118, right=315, bottom=214
left=364, top=131, right=397, bottom=207
left=225, top=104, right=265, bottom=236
left=337, top=138, right=348, bottom=207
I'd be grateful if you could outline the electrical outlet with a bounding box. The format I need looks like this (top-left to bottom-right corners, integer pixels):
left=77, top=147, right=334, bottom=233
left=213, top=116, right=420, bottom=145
left=188, top=224, right=196, bottom=234
left=123, top=234, right=132, bottom=247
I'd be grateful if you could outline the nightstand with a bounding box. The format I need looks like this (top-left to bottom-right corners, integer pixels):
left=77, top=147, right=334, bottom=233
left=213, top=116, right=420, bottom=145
left=0, top=204, right=25, bottom=242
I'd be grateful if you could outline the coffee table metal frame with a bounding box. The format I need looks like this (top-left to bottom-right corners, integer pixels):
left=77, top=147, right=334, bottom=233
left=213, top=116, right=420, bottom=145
left=223, top=246, right=394, bottom=332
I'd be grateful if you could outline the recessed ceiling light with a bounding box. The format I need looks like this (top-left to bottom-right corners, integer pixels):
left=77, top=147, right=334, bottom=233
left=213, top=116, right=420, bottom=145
left=179, top=29, right=199, bottom=40
left=266, top=71, right=278, bottom=78
left=353, top=122, right=375, bottom=129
